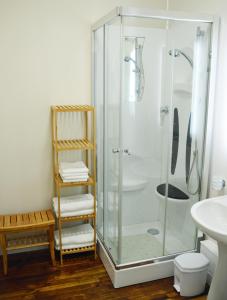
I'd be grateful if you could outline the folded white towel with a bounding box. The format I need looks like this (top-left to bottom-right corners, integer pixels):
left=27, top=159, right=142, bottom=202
left=60, top=161, right=89, bottom=174
left=52, top=193, right=94, bottom=213
left=60, top=171, right=89, bottom=177
left=54, top=208, right=94, bottom=218
left=55, top=241, right=94, bottom=250
left=54, top=224, right=94, bottom=246
left=60, top=176, right=89, bottom=183
left=60, top=174, right=89, bottom=180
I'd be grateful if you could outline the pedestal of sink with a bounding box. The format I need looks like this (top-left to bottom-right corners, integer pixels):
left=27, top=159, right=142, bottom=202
left=191, top=196, right=227, bottom=300
left=208, top=242, right=227, bottom=300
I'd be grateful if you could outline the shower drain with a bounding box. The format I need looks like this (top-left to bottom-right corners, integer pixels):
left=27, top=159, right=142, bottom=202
left=147, top=228, right=160, bottom=235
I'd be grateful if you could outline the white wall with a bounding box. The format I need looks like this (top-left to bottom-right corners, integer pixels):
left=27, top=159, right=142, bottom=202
left=0, top=0, right=166, bottom=214
left=168, top=0, right=227, bottom=197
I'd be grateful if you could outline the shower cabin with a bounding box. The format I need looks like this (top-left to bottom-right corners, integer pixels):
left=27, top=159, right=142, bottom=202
left=92, top=7, right=218, bottom=287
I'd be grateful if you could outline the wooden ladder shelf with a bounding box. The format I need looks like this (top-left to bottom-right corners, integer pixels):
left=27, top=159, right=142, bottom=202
left=51, top=105, right=97, bottom=264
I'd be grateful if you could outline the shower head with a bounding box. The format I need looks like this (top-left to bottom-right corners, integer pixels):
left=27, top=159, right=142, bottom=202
left=124, top=56, right=136, bottom=64
left=124, top=56, right=140, bottom=73
left=168, top=49, right=193, bottom=68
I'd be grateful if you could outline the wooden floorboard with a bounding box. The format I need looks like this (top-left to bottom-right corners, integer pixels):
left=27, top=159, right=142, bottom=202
left=0, top=250, right=208, bottom=300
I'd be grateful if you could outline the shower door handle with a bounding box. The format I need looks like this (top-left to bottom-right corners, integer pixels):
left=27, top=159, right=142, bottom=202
left=112, top=149, right=131, bottom=155
left=112, top=148, right=120, bottom=154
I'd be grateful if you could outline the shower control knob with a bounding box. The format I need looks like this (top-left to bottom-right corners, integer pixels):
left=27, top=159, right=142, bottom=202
left=112, top=148, right=120, bottom=154
left=160, top=106, right=169, bottom=114
left=123, top=149, right=131, bottom=155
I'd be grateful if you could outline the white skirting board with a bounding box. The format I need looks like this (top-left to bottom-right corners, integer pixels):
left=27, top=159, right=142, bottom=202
left=97, top=239, right=174, bottom=288
left=200, top=239, right=218, bottom=285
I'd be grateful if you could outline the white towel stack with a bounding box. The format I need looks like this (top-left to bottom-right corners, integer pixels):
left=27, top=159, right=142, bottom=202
left=54, top=224, right=94, bottom=250
left=52, top=194, right=94, bottom=217
left=59, top=161, right=89, bottom=182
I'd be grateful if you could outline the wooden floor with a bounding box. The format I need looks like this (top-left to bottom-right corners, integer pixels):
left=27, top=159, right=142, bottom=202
left=0, top=250, right=208, bottom=300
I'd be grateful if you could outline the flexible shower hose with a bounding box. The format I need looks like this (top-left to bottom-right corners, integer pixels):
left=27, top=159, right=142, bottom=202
left=187, top=144, right=201, bottom=195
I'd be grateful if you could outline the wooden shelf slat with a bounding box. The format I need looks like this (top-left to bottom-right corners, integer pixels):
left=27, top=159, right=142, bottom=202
left=59, top=214, right=95, bottom=223
left=41, top=211, right=48, bottom=222
left=53, top=138, right=94, bottom=152
left=7, top=242, right=50, bottom=251
left=10, top=215, right=17, bottom=227
left=34, top=212, right=42, bottom=223
left=0, top=216, right=3, bottom=227
left=55, top=174, right=94, bottom=187
left=52, top=105, right=94, bottom=112
left=61, top=245, right=95, bottom=255
left=28, top=212, right=36, bottom=224
left=0, top=209, right=55, bottom=232
left=24, top=213, right=30, bottom=224
left=4, top=216, right=10, bottom=228
left=7, top=234, right=49, bottom=250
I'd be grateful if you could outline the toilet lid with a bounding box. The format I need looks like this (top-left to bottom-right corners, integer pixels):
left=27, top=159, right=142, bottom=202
left=175, top=253, right=209, bottom=272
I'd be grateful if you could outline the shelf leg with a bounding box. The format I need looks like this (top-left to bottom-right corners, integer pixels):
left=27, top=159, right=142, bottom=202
left=48, top=225, right=56, bottom=266
left=0, top=234, right=8, bottom=275
left=92, top=108, right=97, bottom=260
left=60, top=251, right=63, bottom=265
left=56, top=184, right=63, bottom=265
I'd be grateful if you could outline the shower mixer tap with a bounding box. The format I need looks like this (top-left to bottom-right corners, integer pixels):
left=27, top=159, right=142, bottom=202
left=112, top=148, right=120, bottom=154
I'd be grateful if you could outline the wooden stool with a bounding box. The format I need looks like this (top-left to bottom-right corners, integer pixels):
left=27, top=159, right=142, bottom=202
left=0, top=209, right=56, bottom=275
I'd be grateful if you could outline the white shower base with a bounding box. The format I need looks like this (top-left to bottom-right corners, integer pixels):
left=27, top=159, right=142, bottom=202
left=123, top=221, right=193, bottom=257
left=108, top=232, right=163, bottom=264
left=103, top=221, right=194, bottom=265
left=98, top=220, right=196, bottom=287
left=98, top=238, right=174, bottom=288
left=98, top=221, right=195, bottom=288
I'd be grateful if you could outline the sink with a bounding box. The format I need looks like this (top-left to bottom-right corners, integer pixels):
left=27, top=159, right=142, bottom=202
left=191, top=196, right=227, bottom=300
left=191, top=196, right=227, bottom=244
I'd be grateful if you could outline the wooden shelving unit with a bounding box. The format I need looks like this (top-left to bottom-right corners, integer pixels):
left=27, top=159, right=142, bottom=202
left=51, top=105, right=96, bottom=264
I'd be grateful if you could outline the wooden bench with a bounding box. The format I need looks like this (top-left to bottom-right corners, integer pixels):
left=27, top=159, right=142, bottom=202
left=0, top=209, right=56, bottom=275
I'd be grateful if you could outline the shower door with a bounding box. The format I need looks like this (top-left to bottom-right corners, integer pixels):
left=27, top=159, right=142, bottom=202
left=118, top=17, right=212, bottom=265
left=103, top=17, right=122, bottom=262
left=164, top=21, right=212, bottom=255
left=119, top=17, right=173, bottom=265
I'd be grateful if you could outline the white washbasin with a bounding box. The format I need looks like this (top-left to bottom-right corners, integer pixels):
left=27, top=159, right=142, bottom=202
left=191, top=196, right=227, bottom=300
left=191, top=196, right=227, bottom=244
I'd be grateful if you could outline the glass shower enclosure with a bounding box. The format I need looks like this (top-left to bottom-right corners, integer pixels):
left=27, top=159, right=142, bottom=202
left=93, top=7, right=214, bottom=267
